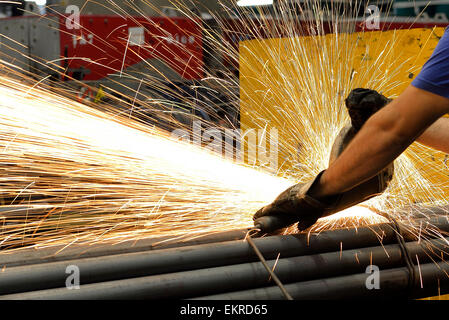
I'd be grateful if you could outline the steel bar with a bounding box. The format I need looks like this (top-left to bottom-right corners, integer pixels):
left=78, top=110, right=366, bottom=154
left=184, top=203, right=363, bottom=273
left=2, top=206, right=448, bottom=268
left=0, top=228, right=250, bottom=268
left=0, top=220, right=439, bottom=295
left=196, top=261, right=449, bottom=300
left=1, top=236, right=448, bottom=300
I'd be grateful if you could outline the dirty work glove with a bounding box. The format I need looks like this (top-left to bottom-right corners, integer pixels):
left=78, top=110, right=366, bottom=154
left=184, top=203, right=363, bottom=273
left=253, top=171, right=331, bottom=232
left=253, top=167, right=390, bottom=233
left=254, top=129, right=394, bottom=233
left=345, top=88, right=391, bottom=131
left=254, top=134, right=394, bottom=233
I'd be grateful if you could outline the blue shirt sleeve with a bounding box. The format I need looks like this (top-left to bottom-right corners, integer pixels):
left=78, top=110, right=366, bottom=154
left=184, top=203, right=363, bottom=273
left=411, top=27, right=449, bottom=99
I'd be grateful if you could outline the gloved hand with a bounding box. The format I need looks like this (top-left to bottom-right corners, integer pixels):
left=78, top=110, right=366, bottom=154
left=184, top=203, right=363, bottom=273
left=253, top=166, right=391, bottom=232
left=345, top=88, right=391, bottom=131
left=253, top=172, right=330, bottom=232
left=254, top=88, right=394, bottom=233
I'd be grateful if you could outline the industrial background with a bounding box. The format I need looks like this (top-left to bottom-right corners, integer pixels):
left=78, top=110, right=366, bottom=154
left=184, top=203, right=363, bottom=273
left=0, top=0, right=449, bottom=302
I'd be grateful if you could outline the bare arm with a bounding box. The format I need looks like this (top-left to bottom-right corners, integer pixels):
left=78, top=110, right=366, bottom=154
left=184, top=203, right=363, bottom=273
left=311, top=85, right=449, bottom=198
left=416, top=117, right=449, bottom=153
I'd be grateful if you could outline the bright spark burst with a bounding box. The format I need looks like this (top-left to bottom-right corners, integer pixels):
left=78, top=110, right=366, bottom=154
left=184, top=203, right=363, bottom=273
left=0, top=75, right=295, bottom=250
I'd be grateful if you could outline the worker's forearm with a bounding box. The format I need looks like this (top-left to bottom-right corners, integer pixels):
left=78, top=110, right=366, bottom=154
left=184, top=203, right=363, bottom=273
left=310, top=86, right=449, bottom=199
left=314, top=105, right=414, bottom=197
left=417, top=117, right=449, bottom=153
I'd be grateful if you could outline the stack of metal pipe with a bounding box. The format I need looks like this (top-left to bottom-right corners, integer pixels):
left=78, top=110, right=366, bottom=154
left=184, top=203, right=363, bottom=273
left=1, top=217, right=449, bottom=300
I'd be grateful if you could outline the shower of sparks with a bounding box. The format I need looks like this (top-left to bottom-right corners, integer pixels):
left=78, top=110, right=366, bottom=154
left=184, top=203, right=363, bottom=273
left=0, top=73, right=383, bottom=251
left=0, top=75, right=294, bottom=250
left=0, top=0, right=448, bottom=254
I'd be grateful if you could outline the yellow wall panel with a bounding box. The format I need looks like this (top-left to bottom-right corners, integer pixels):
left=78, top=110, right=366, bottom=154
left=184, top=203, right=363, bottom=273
left=239, top=28, right=449, bottom=203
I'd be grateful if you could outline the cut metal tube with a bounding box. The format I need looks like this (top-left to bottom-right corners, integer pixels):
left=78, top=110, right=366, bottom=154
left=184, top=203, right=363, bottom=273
left=2, top=205, right=448, bottom=268
left=196, top=261, right=449, bottom=300
left=0, top=228, right=250, bottom=268
left=0, top=220, right=435, bottom=295
left=1, top=236, right=448, bottom=300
